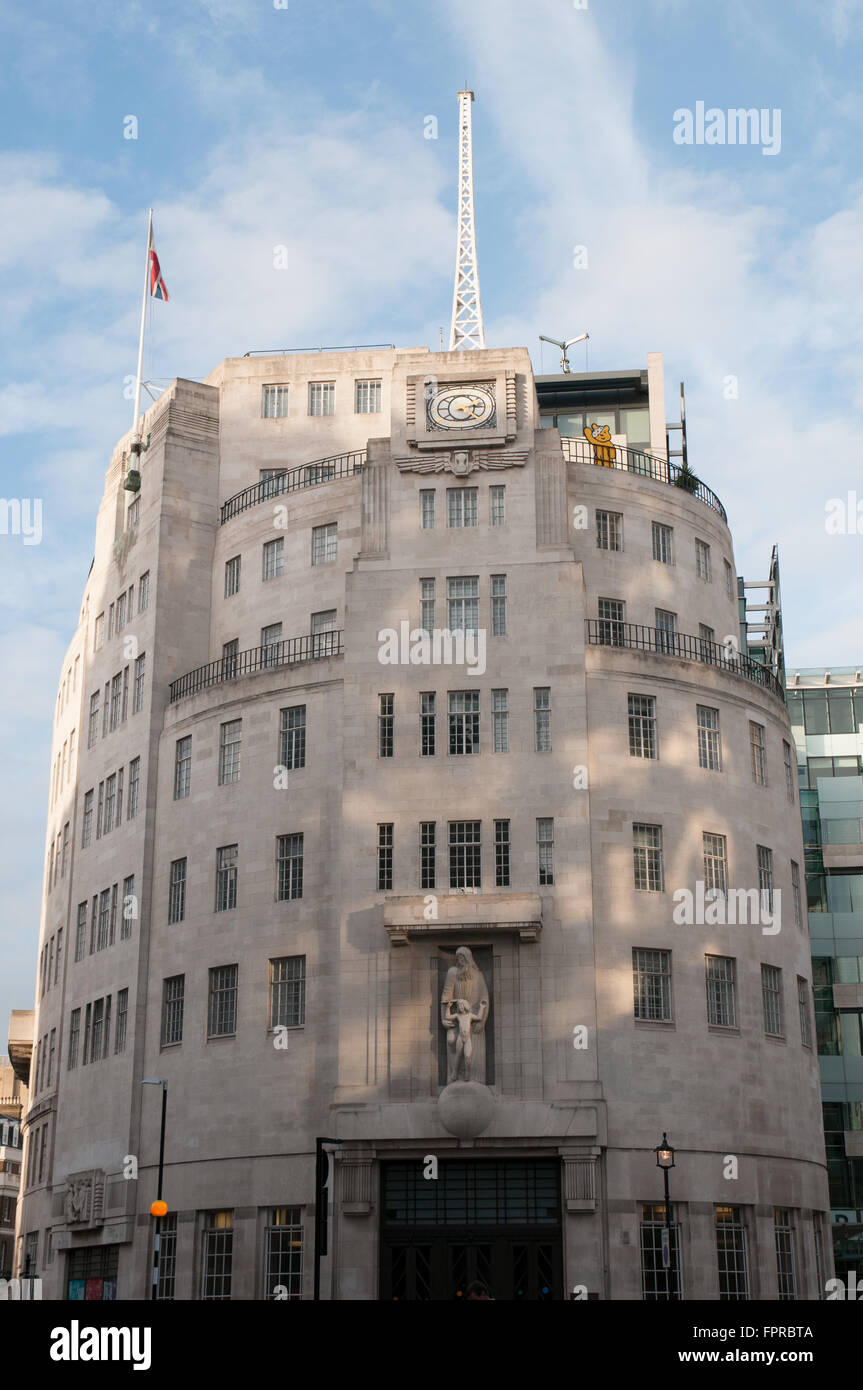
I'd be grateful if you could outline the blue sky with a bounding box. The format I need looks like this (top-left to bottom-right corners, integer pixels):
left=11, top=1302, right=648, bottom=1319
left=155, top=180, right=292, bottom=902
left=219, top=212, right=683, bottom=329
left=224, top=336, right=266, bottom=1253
left=2, top=0, right=863, bottom=1029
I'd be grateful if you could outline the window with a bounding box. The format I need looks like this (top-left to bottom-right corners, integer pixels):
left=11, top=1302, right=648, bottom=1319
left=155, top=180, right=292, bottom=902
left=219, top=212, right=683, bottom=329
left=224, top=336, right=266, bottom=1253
left=115, top=988, right=128, bottom=1054
left=104, top=775, right=116, bottom=835
left=75, top=903, right=87, bottom=962
left=379, top=693, right=394, bottom=758
left=155, top=1213, right=178, bottom=1300
left=654, top=609, right=676, bottom=654
left=633, top=824, right=663, bottom=892
left=640, top=1203, right=681, bottom=1299
left=783, top=742, right=795, bottom=801
left=698, top=624, right=715, bottom=659
left=652, top=522, right=673, bottom=565
left=697, top=706, right=721, bottom=770
left=310, top=609, right=336, bottom=635
left=491, top=574, right=507, bottom=636
left=55, top=926, right=63, bottom=982
left=127, top=757, right=140, bottom=819
left=269, top=956, right=305, bottom=1028
left=215, top=845, right=238, bottom=912
left=68, top=1008, right=80, bottom=1069
left=261, top=622, right=283, bottom=667
left=220, top=639, right=239, bottom=680
left=420, top=822, right=436, bottom=890
left=420, top=491, right=436, bottom=529
left=447, top=487, right=478, bottom=528
left=263, top=537, right=284, bottom=581
left=449, top=821, right=481, bottom=889
left=355, top=379, right=381, bottom=413
left=264, top=1208, right=303, bottom=1300
left=773, top=1209, right=796, bottom=1300
left=94, top=613, right=104, bottom=650
left=280, top=706, right=306, bottom=770
left=277, top=833, right=304, bottom=901
left=169, top=859, right=187, bottom=924
left=420, top=693, right=436, bottom=756
left=706, top=956, right=737, bottom=1028
left=695, top=538, right=711, bottom=581
left=308, top=381, right=335, bottom=416
left=121, top=875, right=134, bottom=940
left=703, top=832, right=728, bottom=897
left=757, top=844, right=774, bottom=910
left=225, top=556, right=241, bottom=597
left=628, top=694, right=656, bottom=759
left=495, top=819, right=511, bottom=888
left=597, top=598, right=624, bottom=646
left=596, top=509, right=622, bottom=551
left=138, top=571, right=150, bottom=612
left=110, top=672, right=123, bottom=730
left=797, top=977, right=812, bottom=1046
left=219, top=720, right=242, bottom=785
left=762, top=964, right=783, bottom=1036
left=208, top=968, right=238, bottom=1039
left=633, top=949, right=672, bottom=1022
left=492, top=689, right=508, bottom=753
left=201, top=1210, right=234, bottom=1299
left=377, top=823, right=393, bottom=891
left=715, top=1206, right=749, bottom=1299
left=447, top=576, right=478, bottom=633
left=126, top=498, right=139, bottom=528
left=88, top=691, right=100, bottom=748
left=97, top=888, right=111, bottom=951
left=262, top=384, right=290, bottom=418
left=162, top=975, right=185, bottom=1046
left=133, top=654, right=146, bottom=713
left=750, top=722, right=766, bottom=785
left=449, top=690, right=479, bottom=754
left=90, top=997, right=106, bottom=1061
left=724, top=559, right=734, bottom=600
left=489, top=485, right=505, bottom=526
left=116, top=591, right=127, bottom=632
left=82, top=790, right=94, bottom=847
left=537, top=818, right=554, bottom=885
left=47, top=1029, right=56, bottom=1086
left=791, top=861, right=802, bottom=929
left=311, top=523, right=337, bottom=565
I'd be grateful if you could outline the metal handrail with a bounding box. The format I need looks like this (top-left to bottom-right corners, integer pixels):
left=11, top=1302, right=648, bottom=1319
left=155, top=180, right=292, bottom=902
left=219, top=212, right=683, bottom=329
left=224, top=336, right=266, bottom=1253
left=584, top=619, right=784, bottom=700
left=169, top=632, right=343, bottom=703
left=220, top=451, right=366, bottom=523
left=560, top=436, right=727, bottom=522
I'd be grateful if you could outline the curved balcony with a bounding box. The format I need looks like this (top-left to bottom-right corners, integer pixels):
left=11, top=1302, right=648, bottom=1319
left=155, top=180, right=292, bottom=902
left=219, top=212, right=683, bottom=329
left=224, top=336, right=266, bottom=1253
left=584, top=619, right=784, bottom=701
left=561, top=436, right=727, bottom=523
left=220, top=451, right=366, bottom=524
left=169, top=631, right=343, bottom=703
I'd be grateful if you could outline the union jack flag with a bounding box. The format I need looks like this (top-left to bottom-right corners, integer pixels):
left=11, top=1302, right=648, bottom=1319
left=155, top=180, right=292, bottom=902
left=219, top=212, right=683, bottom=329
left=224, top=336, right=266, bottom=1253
left=149, top=243, right=169, bottom=301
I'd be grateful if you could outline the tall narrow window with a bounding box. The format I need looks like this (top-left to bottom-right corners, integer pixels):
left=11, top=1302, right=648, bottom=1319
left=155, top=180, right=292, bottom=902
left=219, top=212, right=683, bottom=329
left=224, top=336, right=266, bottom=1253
left=311, top=523, right=337, bottom=565
left=82, top=790, right=94, bottom=847
left=750, top=722, right=766, bottom=785
left=133, top=654, right=146, bottom=713
left=280, top=706, right=306, bottom=769
left=491, top=574, right=507, bottom=636
left=138, top=571, right=150, bottom=611
left=225, top=556, right=241, bottom=597
left=94, top=613, right=104, bottom=650
left=208, top=967, right=238, bottom=1039
left=633, top=824, right=663, bottom=891
left=169, top=858, right=187, bottom=924
left=219, top=720, right=242, bottom=785
left=68, top=1008, right=81, bottom=1069
left=640, top=1202, right=681, bottom=1299
left=697, top=705, right=721, bottom=770
left=449, top=690, right=480, bottom=754
left=706, top=956, right=737, bottom=1028
left=121, top=875, right=134, bottom=939
left=537, top=817, right=554, bottom=885
left=127, top=757, right=140, bottom=819
left=447, top=487, right=478, bottom=527
left=757, top=844, right=774, bottom=911
left=652, top=522, right=673, bottom=565
left=695, top=538, right=711, bottom=581
left=420, top=822, right=436, bottom=890
left=379, top=694, right=394, bottom=758
left=162, top=975, right=185, bottom=1045
left=75, top=903, right=87, bottom=962
left=104, top=775, right=116, bottom=835
left=715, top=1206, right=749, bottom=1300
left=97, top=888, right=111, bottom=951
left=597, top=598, right=625, bottom=646
left=110, top=672, right=123, bottom=729
left=269, top=956, right=306, bottom=1028
left=492, top=689, right=508, bottom=753
left=116, top=591, right=127, bottom=631
left=698, top=624, right=715, bottom=659
left=449, top=821, right=481, bottom=889
left=261, top=622, right=283, bottom=667
left=88, top=691, right=100, bottom=748
left=791, top=861, right=802, bottom=929
left=115, top=988, right=128, bottom=1054
left=420, top=491, right=436, bottom=530
left=534, top=687, right=551, bottom=751
left=90, top=997, right=105, bottom=1061
left=628, top=694, right=657, bottom=759
left=201, top=1211, right=234, bottom=1300
left=377, top=824, right=393, bottom=891
left=797, top=976, right=812, bottom=1046
left=724, top=558, right=734, bottom=600
left=264, top=1208, right=303, bottom=1301
left=215, top=845, right=238, bottom=912
left=221, top=639, right=238, bottom=679
left=495, top=819, right=511, bottom=888
left=308, top=381, right=335, bottom=416
left=654, top=609, right=676, bottom=655
left=633, top=949, right=672, bottom=1022
left=355, top=379, right=381, bottom=413
left=703, top=832, right=728, bottom=897
left=596, top=509, right=622, bottom=551
left=783, top=741, right=795, bottom=801
left=489, top=485, right=505, bottom=526
left=420, top=693, right=436, bottom=756
left=773, top=1209, right=797, bottom=1300
left=761, top=964, right=783, bottom=1036
left=447, top=577, right=479, bottom=633
left=156, top=1213, right=178, bottom=1300
left=277, top=833, right=304, bottom=901
left=420, top=578, right=435, bottom=632
left=263, top=537, right=284, bottom=581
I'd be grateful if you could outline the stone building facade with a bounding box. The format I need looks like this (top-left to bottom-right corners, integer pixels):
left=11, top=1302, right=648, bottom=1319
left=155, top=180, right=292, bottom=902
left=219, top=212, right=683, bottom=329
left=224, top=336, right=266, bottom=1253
left=18, top=344, right=830, bottom=1299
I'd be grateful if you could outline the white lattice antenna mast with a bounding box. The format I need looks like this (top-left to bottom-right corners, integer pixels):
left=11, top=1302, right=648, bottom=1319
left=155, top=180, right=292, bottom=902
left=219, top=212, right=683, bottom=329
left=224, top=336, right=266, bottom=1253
left=449, top=90, right=486, bottom=351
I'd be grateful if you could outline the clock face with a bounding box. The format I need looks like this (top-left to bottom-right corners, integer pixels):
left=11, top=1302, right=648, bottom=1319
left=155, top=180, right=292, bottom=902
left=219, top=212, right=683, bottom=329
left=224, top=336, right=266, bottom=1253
left=427, top=383, right=496, bottom=431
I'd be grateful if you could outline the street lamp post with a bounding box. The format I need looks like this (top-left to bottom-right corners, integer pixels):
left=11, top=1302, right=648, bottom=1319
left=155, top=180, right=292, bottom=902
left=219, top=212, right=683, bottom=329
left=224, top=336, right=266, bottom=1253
left=655, top=1133, right=676, bottom=1300
left=142, top=1079, right=168, bottom=1301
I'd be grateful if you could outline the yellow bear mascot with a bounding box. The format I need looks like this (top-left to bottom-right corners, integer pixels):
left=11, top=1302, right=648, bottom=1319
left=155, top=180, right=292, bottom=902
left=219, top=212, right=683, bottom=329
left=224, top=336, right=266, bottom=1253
left=583, top=423, right=615, bottom=467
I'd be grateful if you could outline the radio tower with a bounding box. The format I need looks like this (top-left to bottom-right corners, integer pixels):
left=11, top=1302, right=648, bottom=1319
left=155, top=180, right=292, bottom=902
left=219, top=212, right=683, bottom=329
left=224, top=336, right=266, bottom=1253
left=449, top=89, right=486, bottom=351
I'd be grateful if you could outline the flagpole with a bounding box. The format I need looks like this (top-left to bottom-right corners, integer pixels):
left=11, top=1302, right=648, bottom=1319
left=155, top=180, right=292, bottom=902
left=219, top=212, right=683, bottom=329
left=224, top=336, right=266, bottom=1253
left=130, top=207, right=153, bottom=448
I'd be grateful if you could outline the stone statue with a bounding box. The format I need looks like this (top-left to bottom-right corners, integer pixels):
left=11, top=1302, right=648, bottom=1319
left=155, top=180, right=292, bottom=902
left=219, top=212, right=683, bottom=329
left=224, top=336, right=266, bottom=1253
left=64, top=1178, right=89, bottom=1224
left=441, top=946, right=490, bottom=1084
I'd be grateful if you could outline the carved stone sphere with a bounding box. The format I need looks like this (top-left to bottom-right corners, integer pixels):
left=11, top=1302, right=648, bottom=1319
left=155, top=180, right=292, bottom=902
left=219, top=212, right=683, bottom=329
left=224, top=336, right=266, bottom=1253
left=438, top=1081, right=495, bottom=1138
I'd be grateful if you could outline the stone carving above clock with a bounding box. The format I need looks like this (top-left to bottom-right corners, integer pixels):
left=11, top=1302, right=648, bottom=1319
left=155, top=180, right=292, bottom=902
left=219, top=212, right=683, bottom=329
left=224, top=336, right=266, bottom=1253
left=394, top=447, right=528, bottom=476
left=426, top=381, right=496, bottom=432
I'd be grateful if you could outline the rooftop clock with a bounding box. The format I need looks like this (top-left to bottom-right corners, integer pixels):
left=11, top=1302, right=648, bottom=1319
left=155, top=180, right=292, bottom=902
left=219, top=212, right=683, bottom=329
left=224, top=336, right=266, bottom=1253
left=427, top=383, right=496, bottom=431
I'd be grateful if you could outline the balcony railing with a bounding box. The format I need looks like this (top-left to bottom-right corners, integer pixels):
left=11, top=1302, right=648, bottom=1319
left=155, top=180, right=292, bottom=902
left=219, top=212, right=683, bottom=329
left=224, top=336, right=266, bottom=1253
left=220, top=451, right=366, bottom=524
left=169, top=632, right=343, bottom=703
left=585, top=619, right=784, bottom=700
left=560, top=436, right=727, bottom=522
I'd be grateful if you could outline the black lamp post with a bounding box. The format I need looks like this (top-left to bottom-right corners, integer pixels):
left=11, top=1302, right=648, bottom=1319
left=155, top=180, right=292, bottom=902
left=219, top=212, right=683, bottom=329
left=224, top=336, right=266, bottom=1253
left=142, top=1079, right=168, bottom=1301
left=654, top=1133, right=676, bottom=1299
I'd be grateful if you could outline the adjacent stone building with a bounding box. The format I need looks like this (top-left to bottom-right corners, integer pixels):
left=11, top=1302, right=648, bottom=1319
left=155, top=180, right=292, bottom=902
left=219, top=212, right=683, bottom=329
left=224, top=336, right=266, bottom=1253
left=17, top=344, right=831, bottom=1298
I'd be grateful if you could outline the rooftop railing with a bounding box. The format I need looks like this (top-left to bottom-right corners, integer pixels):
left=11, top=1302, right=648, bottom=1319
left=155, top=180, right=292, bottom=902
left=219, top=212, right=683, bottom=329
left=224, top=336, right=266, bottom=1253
left=560, top=436, right=727, bottom=522
left=220, top=451, right=366, bottom=524
left=584, top=619, right=784, bottom=701
left=169, top=631, right=343, bottom=703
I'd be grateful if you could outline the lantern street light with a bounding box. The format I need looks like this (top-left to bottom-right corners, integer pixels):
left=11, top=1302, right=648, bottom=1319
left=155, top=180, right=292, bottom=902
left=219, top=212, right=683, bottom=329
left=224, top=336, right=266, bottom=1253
left=142, top=1079, right=168, bottom=1301
left=654, top=1133, right=676, bottom=1299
